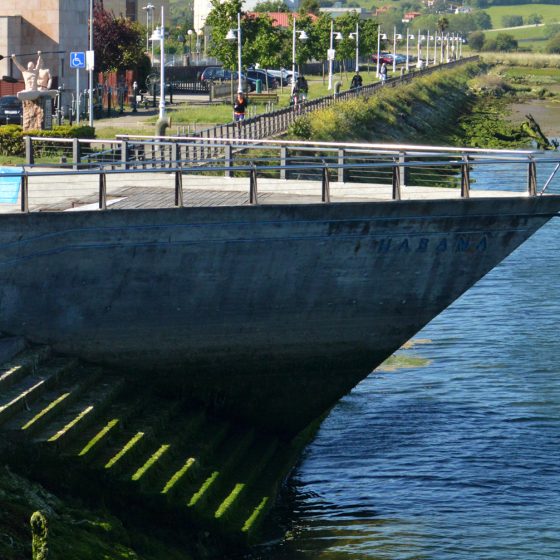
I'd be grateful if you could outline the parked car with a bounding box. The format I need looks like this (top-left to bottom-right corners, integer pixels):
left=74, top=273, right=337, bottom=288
left=245, top=69, right=278, bottom=89
left=0, top=95, right=23, bottom=125
left=199, top=66, right=258, bottom=91
left=372, top=52, right=393, bottom=64
left=266, top=68, right=295, bottom=87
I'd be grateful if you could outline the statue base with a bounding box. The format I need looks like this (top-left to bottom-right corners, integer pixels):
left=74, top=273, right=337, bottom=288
left=17, top=90, right=57, bottom=131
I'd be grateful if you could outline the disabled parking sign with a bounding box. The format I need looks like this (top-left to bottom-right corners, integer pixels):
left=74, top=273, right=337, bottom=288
left=70, top=52, right=86, bottom=69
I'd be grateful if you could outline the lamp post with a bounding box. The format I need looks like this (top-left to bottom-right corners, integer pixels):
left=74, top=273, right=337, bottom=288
left=417, top=33, right=424, bottom=67
left=88, top=0, right=94, bottom=127
left=226, top=13, right=243, bottom=93
left=292, top=17, right=309, bottom=93
left=327, top=20, right=342, bottom=90
left=149, top=7, right=166, bottom=120
left=143, top=4, right=155, bottom=61
left=376, top=28, right=387, bottom=77
left=349, top=22, right=359, bottom=73
left=405, top=30, right=414, bottom=72
left=187, top=29, right=193, bottom=61
left=392, top=27, right=402, bottom=73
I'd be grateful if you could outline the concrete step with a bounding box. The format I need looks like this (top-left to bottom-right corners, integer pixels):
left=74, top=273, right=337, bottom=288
left=35, top=375, right=126, bottom=452
left=213, top=436, right=279, bottom=529
left=0, top=336, right=27, bottom=365
left=0, top=356, right=78, bottom=427
left=8, top=366, right=105, bottom=437
left=0, top=346, right=51, bottom=391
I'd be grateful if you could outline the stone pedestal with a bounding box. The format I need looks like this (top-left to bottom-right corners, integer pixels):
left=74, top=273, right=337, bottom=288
left=17, top=90, right=57, bottom=131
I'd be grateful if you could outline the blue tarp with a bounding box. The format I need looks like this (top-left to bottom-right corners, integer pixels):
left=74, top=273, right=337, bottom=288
left=0, top=167, right=22, bottom=204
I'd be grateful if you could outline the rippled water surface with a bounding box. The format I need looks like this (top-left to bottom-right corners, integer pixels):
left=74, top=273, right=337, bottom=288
left=266, top=163, right=560, bottom=559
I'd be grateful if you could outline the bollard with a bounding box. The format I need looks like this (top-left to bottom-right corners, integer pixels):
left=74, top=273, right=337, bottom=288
left=31, top=511, right=48, bottom=560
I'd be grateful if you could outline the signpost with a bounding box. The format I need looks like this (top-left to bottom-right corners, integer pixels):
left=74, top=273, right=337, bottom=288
left=70, top=51, right=86, bottom=123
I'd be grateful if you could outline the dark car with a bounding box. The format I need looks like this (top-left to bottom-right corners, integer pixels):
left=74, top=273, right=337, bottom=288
left=200, top=67, right=258, bottom=91
left=245, top=69, right=278, bottom=89
left=0, top=96, right=23, bottom=125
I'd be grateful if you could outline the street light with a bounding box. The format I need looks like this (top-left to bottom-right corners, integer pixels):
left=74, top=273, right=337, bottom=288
left=349, top=22, right=359, bottom=73
left=143, top=4, right=155, bottom=60
left=292, top=17, right=308, bottom=93
left=392, top=27, right=402, bottom=73
left=149, top=7, right=166, bottom=120
left=328, top=20, right=342, bottom=90
left=405, top=30, right=414, bottom=72
left=376, top=28, right=387, bottom=77
left=89, top=0, right=94, bottom=127
left=187, top=29, right=194, bottom=59
left=226, top=13, right=243, bottom=93
left=416, top=33, right=425, bottom=67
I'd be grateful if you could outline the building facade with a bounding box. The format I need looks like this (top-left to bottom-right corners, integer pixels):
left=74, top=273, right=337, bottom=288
left=0, top=0, right=89, bottom=90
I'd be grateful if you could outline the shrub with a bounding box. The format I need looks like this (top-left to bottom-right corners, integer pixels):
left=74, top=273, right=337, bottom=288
left=546, top=32, right=560, bottom=54
left=501, top=15, right=523, bottom=28
left=0, top=125, right=96, bottom=157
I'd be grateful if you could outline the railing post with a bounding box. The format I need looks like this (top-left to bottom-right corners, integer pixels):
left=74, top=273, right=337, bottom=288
left=99, top=171, right=107, bottom=210
left=20, top=172, right=29, bottom=213
left=528, top=156, right=537, bottom=196
left=392, top=158, right=401, bottom=200
left=224, top=144, right=232, bottom=178
left=171, top=142, right=179, bottom=168
left=249, top=164, right=258, bottom=205
left=322, top=163, right=331, bottom=203
left=399, top=151, right=407, bottom=187
left=174, top=170, right=183, bottom=207
left=461, top=155, right=470, bottom=198
left=337, top=148, right=346, bottom=183
left=121, top=140, right=129, bottom=170
left=72, top=138, right=81, bottom=170
left=280, top=146, right=287, bottom=180
left=25, top=136, right=34, bottom=165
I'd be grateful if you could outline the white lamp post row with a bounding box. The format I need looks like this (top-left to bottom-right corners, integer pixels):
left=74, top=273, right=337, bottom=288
left=327, top=21, right=362, bottom=90
left=377, top=27, right=464, bottom=76
left=292, top=17, right=308, bottom=94
left=226, top=13, right=243, bottom=93
left=149, top=6, right=166, bottom=120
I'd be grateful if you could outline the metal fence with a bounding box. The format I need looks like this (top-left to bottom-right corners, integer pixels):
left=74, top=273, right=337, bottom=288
left=3, top=137, right=559, bottom=214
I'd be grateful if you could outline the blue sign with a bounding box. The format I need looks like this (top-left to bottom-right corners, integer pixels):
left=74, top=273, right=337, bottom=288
left=70, top=52, right=86, bottom=69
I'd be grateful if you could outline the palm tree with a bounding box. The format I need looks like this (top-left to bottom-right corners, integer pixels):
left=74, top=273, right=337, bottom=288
left=437, top=17, right=449, bottom=33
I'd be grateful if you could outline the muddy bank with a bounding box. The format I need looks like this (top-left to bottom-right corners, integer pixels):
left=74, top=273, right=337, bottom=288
left=507, top=99, right=560, bottom=138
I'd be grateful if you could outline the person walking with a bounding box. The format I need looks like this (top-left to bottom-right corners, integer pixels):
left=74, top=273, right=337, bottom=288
left=350, top=71, right=363, bottom=91
left=233, top=92, right=248, bottom=123
left=379, top=63, right=387, bottom=84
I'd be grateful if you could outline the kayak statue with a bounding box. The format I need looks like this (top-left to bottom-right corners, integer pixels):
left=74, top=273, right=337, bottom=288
left=12, top=51, right=56, bottom=130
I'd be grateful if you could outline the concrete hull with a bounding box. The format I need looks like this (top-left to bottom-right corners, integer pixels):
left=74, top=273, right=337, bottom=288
left=1, top=197, right=559, bottom=434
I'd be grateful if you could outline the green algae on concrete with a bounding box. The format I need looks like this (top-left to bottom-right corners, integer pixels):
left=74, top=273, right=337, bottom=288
left=30, top=511, right=49, bottom=560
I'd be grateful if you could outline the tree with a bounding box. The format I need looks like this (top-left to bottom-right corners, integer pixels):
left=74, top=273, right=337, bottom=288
left=494, top=33, right=518, bottom=51
left=473, top=11, right=492, bottom=30
left=546, top=32, right=560, bottom=53
left=93, top=2, right=146, bottom=73
left=501, top=15, right=523, bottom=28
left=244, top=13, right=286, bottom=69
left=468, top=30, right=485, bottom=51
left=299, top=0, right=321, bottom=16
left=205, top=0, right=244, bottom=70
left=527, top=13, right=543, bottom=25
left=253, top=0, right=290, bottom=13
left=467, top=0, right=489, bottom=9
left=437, top=17, right=449, bottom=33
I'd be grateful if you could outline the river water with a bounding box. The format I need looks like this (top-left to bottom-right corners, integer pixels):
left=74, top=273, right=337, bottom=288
left=265, top=128, right=560, bottom=558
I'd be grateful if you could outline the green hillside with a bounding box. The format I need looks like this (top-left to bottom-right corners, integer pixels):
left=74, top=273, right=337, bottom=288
left=483, top=4, right=560, bottom=28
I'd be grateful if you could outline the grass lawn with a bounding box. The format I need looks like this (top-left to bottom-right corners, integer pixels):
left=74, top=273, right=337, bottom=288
left=484, top=4, right=560, bottom=28
left=115, top=69, right=386, bottom=137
